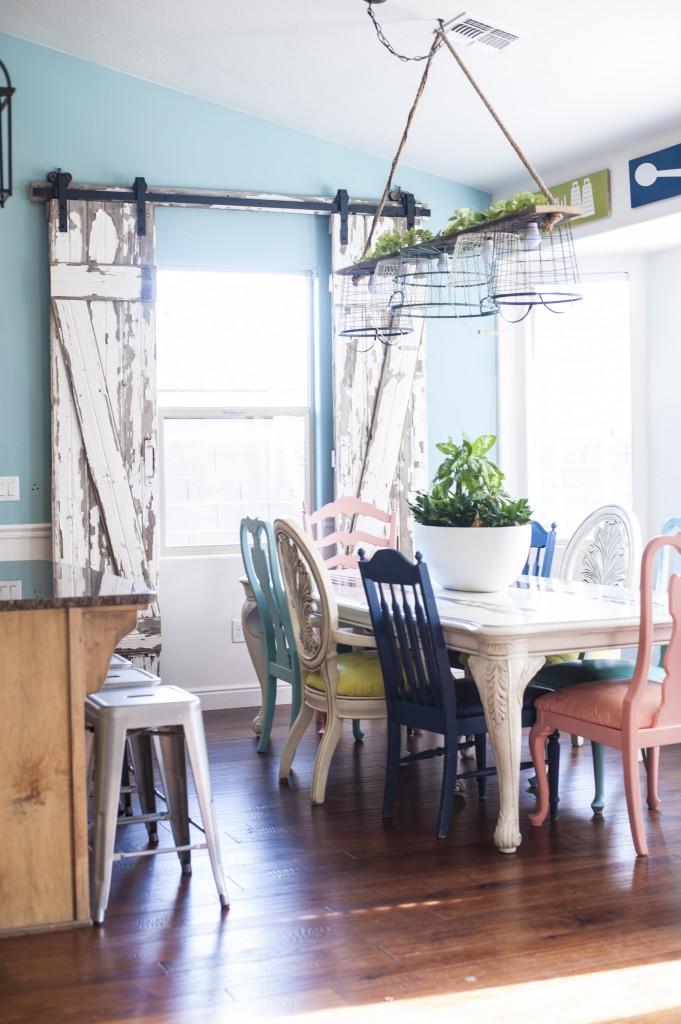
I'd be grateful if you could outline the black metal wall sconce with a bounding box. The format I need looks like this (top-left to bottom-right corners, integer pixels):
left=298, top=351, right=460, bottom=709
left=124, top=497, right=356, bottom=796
left=0, top=60, right=14, bottom=207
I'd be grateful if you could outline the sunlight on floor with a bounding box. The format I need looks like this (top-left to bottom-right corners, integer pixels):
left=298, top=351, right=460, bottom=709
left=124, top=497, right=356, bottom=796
left=290, top=959, right=681, bottom=1023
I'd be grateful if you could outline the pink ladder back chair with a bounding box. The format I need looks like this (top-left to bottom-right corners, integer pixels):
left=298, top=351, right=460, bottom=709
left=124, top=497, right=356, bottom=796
left=302, top=496, right=398, bottom=569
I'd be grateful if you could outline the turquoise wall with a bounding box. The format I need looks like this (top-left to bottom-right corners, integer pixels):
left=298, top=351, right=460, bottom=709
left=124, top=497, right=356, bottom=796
left=0, top=31, right=494, bottom=525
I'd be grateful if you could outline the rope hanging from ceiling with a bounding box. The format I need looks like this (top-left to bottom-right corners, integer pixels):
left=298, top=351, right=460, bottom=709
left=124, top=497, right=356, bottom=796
left=336, top=2, right=583, bottom=339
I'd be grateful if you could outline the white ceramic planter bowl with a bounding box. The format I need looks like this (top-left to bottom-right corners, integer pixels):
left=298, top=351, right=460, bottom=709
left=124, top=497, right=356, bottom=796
left=413, top=522, right=532, bottom=592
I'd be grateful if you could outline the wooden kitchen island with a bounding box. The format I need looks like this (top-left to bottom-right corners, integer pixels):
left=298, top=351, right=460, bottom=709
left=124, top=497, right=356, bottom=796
left=0, top=560, right=154, bottom=935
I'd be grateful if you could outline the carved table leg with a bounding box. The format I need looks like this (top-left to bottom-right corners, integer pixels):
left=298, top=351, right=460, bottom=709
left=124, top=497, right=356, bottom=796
left=468, top=649, right=545, bottom=854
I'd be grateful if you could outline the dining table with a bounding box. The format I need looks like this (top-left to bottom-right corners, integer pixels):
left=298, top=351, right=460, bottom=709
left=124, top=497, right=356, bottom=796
left=331, top=570, right=673, bottom=854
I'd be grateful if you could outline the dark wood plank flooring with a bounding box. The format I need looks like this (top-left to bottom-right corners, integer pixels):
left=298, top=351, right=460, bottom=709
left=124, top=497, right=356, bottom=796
left=2, top=707, right=681, bottom=1023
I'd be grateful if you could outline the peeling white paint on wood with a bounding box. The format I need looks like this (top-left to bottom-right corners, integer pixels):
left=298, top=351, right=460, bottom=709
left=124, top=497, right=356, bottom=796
left=48, top=198, right=160, bottom=668
left=330, top=214, right=427, bottom=557
left=50, top=264, right=155, bottom=301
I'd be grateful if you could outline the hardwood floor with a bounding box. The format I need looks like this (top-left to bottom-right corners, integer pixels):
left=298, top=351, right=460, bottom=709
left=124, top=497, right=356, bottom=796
left=2, top=707, right=681, bottom=1023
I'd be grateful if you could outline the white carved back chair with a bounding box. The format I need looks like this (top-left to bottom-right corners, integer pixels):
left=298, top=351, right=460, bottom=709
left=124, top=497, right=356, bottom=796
left=274, top=517, right=387, bottom=805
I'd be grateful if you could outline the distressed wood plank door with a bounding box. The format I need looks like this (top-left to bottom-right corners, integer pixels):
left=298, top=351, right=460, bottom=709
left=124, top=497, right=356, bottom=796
left=48, top=195, right=160, bottom=667
left=330, top=214, right=427, bottom=558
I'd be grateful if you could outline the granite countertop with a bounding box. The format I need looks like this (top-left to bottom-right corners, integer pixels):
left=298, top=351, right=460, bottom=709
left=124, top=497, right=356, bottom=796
left=0, top=560, right=155, bottom=610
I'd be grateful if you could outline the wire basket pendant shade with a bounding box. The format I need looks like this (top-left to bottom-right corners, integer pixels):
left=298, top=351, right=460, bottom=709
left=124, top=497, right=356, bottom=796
left=482, top=215, right=582, bottom=322
left=337, top=256, right=413, bottom=345
left=390, top=234, right=497, bottom=320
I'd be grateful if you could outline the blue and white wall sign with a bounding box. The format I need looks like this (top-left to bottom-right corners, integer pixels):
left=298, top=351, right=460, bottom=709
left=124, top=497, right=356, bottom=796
left=629, top=142, right=681, bottom=208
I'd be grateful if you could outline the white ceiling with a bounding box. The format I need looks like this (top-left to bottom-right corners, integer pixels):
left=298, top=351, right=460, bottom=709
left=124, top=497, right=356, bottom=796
left=3, top=0, right=681, bottom=197
left=3, top=0, right=681, bottom=254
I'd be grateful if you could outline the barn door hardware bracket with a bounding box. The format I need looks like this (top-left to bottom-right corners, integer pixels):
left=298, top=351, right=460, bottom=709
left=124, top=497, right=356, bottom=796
left=46, top=169, right=73, bottom=232
left=401, top=189, right=416, bottom=227
left=133, top=176, right=148, bottom=236
left=335, top=189, right=349, bottom=245
left=332, top=187, right=415, bottom=245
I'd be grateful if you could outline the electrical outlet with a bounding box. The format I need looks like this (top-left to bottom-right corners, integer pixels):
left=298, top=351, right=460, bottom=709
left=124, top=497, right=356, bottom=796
left=231, top=618, right=245, bottom=643
left=0, top=580, right=21, bottom=600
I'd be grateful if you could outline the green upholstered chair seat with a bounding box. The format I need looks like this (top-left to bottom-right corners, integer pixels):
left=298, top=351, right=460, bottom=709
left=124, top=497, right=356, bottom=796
left=534, top=679, right=664, bottom=730
left=544, top=652, right=579, bottom=665
left=305, top=651, right=385, bottom=698
left=533, top=658, right=666, bottom=688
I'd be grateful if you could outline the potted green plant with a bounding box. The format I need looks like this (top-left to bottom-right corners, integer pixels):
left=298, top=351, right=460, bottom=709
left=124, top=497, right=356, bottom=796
left=409, top=433, right=533, bottom=591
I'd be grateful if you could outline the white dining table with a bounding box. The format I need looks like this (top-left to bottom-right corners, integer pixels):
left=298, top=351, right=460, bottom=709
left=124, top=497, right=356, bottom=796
left=331, top=571, right=673, bottom=854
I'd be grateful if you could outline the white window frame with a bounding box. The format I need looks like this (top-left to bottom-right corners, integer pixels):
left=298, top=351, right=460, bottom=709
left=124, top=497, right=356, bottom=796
left=157, top=267, right=315, bottom=556
left=498, top=267, right=640, bottom=548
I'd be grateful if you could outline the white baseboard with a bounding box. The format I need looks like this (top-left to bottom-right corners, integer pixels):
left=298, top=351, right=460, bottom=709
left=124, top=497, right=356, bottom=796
left=194, top=686, right=293, bottom=712
left=0, top=523, right=51, bottom=560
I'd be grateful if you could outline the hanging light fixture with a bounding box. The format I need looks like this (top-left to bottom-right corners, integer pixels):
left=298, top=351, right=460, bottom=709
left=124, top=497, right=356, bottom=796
left=0, top=60, right=14, bottom=208
left=340, top=3, right=583, bottom=329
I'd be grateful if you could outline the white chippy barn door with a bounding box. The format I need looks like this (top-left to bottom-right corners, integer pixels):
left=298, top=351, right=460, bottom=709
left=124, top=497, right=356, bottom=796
left=331, top=214, right=428, bottom=558
left=48, top=193, right=160, bottom=668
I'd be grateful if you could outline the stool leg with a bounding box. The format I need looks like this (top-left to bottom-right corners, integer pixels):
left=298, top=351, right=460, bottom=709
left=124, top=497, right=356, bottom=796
left=127, top=733, right=159, bottom=842
left=183, top=705, right=230, bottom=908
left=155, top=729, right=192, bottom=873
left=92, top=717, right=129, bottom=925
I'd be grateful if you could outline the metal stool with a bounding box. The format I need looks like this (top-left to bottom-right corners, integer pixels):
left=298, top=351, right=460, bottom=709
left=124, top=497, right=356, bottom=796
left=86, top=664, right=163, bottom=829
left=85, top=683, right=230, bottom=924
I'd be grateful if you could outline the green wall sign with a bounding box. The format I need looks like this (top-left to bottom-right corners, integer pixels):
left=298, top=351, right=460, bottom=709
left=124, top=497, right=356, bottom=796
left=544, top=169, right=611, bottom=226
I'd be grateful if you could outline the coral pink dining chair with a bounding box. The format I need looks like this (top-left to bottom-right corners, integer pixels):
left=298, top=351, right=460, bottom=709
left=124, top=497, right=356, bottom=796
left=528, top=532, right=681, bottom=856
left=302, top=496, right=397, bottom=569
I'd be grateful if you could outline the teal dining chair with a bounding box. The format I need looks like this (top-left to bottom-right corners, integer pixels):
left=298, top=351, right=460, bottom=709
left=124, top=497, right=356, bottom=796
left=240, top=517, right=302, bottom=753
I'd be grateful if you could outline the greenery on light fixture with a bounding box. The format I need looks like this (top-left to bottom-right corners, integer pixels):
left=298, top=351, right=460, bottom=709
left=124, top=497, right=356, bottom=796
left=440, top=191, right=542, bottom=236
left=361, top=191, right=543, bottom=261
left=365, top=225, right=435, bottom=259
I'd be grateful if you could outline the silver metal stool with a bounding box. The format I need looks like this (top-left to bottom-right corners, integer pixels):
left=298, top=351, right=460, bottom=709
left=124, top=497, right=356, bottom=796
left=86, top=664, right=163, bottom=831
left=85, top=683, right=230, bottom=924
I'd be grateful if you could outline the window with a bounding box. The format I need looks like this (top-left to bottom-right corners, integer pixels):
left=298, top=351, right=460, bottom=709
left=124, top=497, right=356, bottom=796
left=157, top=268, right=313, bottom=553
left=499, top=276, right=633, bottom=540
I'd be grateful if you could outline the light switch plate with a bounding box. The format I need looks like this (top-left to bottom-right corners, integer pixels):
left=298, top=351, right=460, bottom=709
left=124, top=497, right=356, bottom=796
left=0, top=476, right=20, bottom=501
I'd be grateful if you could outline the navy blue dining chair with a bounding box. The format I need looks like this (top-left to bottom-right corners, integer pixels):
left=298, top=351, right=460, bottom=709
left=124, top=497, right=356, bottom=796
left=358, top=547, right=559, bottom=837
